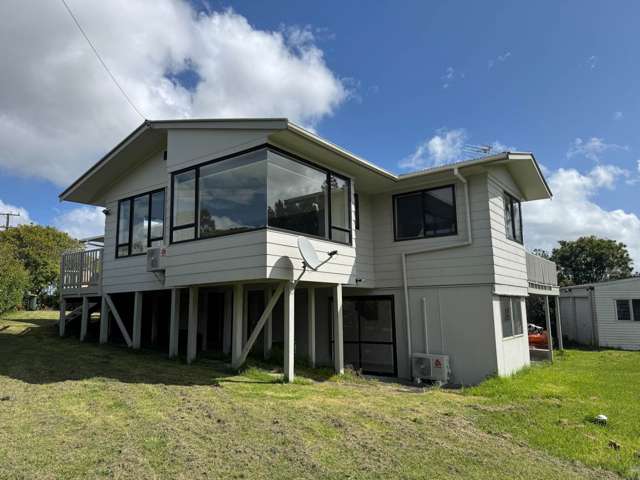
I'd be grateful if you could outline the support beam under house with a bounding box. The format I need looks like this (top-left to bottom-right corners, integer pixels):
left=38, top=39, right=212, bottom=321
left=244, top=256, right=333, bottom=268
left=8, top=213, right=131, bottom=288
left=80, top=296, right=89, bottom=342
left=263, top=287, right=273, bottom=360
left=308, top=287, right=316, bottom=367
left=187, top=286, right=199, bottom=364
left=283, top=281, right=295, bottom=382
left=554, top=296, right=564, bottom=350
left=544, top=295, right=553, bottom=361
left=58, top=297, right=66, bottom=337
left=132, top=291, right=143, bottom=349
left=231, top=284, right=244, bottom=368
left=99, top=296, right=109, bottom=344
left=169, top=288, right=180, bottom=358
left=333, top=284, right=344, bottom=375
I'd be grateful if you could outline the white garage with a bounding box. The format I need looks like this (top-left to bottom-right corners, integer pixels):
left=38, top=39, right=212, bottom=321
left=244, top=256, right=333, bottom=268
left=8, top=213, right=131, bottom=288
left=560, top=277, right=640, bottom=350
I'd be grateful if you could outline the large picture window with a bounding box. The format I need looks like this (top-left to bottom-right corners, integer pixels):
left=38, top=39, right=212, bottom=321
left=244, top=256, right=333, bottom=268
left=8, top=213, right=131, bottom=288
left=116, top=189, right=165, bottom=258
left=170, top=146, right=352, bottom=245
left=393, top=185, right=457, bottom=241
left=504, top=192, right=523, bottom=244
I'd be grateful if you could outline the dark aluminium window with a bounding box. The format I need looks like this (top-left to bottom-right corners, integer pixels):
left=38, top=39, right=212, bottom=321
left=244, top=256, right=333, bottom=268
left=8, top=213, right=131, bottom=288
left=504, top=192, right=523, bottom=244
left=116, top=189, right=165, bottom=258
left=616, top=299, right=640, bottom=321
left=393, top=185, right=457, bottom=241
left=169, top=145, right=352, bottom=245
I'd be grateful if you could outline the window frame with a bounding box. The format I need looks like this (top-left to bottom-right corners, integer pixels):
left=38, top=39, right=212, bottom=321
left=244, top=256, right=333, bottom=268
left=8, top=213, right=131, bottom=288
left=504, top=191, right=523, bottom=244
left=501, top=296, right=524, bottom=338
left=116, top=188, right=165, bottom=258
left=354, top=192, right=360, bottom=230
left=616, top=299, right=640, bottom=321
left=169, top=144, right=353, bottom=246
left=392, top=184, right=458, bottom=242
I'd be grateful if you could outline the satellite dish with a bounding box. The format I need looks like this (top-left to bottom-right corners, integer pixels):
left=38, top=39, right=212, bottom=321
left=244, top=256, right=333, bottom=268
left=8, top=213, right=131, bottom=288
left=297, top=237, right=322, bottom=271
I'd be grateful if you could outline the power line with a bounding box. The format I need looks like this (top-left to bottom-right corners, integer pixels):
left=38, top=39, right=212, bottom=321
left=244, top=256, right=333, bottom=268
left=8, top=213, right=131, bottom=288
left=60, top=0, right=146, bottom=121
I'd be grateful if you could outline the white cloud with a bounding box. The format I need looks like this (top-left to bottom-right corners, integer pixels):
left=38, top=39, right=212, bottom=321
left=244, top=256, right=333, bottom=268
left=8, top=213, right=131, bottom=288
left=587, top=55, right=598, bottom=69
left=0, top=1, right=348, bottom=187
left=0, top=200, right=33, bottom=228
left=400, top=128, right=467, bottom=170
left=567, top=137, right=628, bottom=162
left=488, top=51, right=511, bottom=69
left=524, top=165, right=640, bottom=269
left=613, top=111, right=623, bottom=120
left=52, top=206, right=104, bottom=240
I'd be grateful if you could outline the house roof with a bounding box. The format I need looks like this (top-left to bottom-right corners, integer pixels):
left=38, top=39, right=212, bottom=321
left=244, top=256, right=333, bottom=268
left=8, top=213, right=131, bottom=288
left=60, top=118, right=552, bottom=204
left=560, top=276, right=640, bottom=290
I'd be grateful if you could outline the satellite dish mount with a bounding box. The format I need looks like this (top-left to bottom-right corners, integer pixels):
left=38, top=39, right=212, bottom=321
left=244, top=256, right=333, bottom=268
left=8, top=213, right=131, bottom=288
left=295, top=237, right=337, bottom=287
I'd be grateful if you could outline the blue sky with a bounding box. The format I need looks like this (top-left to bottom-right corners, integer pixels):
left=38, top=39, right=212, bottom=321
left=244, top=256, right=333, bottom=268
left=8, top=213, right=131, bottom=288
left=1, top=0, right=638, bottom=264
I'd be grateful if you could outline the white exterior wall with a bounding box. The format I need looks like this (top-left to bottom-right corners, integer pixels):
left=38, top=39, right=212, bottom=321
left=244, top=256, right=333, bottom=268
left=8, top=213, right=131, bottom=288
left=372, top=173, right=494, bottom=289
left=493, top=296, right=529, bottom=376
left=594, top=278, right=640, bottom=349
left=101, top=149, right=168, bottom=294
left=352, top=193, right=376, bottom=286
left=486, top=166, right=529, bottom=296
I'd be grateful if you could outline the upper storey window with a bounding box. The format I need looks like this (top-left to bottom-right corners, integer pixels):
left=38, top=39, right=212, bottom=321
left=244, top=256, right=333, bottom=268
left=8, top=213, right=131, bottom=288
left=393, top=185, right=457, bottom=241
left=116, top=189, right=165, bottom=257
left=170, top=146, right=352, bottom=245
left=503, top=192, right=523, bottom=244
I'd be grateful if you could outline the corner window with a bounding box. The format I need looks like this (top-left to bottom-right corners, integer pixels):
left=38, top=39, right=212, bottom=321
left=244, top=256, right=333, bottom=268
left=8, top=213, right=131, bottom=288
left=501, top=296, right=524, bottom=338
left=616, top=299, right=640, bottom=321
left=117, top=189, right=165, bottom=258
left=393, top=185, right=457, bottom=241
left=504, top=192, right=523, bottom=244
left=170, top=146, right=352, bottom=245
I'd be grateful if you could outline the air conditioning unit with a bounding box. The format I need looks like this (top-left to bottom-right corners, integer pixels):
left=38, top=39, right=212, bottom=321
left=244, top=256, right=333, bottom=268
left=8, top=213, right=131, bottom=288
left=146, top=247, right=167, bottom=272
left=412, top=353, right=450, bottom=384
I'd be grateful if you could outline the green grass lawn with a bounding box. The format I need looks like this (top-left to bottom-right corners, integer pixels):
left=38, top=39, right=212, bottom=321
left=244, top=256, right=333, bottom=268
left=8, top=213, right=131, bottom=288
left=0, top=311, right=629, bottom=479
left=465, top=349, right=640, bottom=479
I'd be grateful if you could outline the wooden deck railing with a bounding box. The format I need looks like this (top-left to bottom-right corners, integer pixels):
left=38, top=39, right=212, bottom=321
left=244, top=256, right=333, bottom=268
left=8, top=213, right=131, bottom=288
left=60, top=248, right=103, bottom=293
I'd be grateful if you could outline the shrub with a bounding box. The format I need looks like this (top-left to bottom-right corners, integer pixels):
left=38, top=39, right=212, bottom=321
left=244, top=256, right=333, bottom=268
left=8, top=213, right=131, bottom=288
left=0, top=243, right=29, bottom=314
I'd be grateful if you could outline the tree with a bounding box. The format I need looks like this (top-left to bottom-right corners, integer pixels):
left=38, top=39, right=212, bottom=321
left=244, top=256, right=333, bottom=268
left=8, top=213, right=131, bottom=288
left=0, top=242, right=29, bottom=314
left=550, top=236, right=633, bottom=286
left=0, top=225, right=81, bottom=299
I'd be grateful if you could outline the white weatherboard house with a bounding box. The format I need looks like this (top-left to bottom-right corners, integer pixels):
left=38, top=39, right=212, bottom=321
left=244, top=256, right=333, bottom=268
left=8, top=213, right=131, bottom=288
left=58, top=119, right=555, bottom=385
left=560, top=277, right=640, bottom=350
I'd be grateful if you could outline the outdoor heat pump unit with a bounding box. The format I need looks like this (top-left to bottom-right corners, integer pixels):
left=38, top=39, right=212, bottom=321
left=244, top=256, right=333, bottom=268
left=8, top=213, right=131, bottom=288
left=146, top=247, right=167, bottom=272
left=411, top=353, right=450, bottom=384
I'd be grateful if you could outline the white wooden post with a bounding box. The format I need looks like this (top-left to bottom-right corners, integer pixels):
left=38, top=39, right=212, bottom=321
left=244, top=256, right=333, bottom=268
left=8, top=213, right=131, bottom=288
left=544, top=295, right=553, bottom=361
left=132, top=291, right=143, bottom=349
left=58, top=297, right=67, bottom=337
left=99, top=296, right=109, bottom=344
left=283, top=282, right=295, bottom=382
left=333, top=284, right=344, bottom=374
left=169, top=288, right=180, bottom=358
left=231, top=284, right=244, bottom=368
left=150, top=295, right=159, bottom=345
left=187, top=286, right=199, bottom=364
left=308, top=287, right=316, bottom=367
left=263, top=287, right=273, bottom=359
left=555, top=296, right=564, bottom=350
left=80, top=296, right=89, bottom=341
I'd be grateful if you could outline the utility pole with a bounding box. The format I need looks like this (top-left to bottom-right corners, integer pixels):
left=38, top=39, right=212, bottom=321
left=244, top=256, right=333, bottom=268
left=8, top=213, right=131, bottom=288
left=0, top=212, right=20, bottom=231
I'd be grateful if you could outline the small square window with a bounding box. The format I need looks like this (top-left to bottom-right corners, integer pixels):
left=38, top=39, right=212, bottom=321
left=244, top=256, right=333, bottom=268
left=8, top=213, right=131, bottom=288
left=616, top=300, right=632, bottom=321
left=633, top=300, right=640, bottom=322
